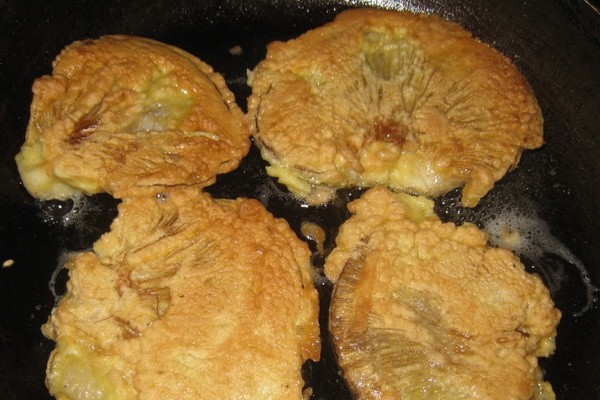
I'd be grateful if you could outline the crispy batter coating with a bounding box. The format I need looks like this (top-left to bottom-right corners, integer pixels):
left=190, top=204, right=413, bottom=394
left=325, top=186, right=560, bottom=400
left=247, top=9, right=543, bottom=207
left=16, top=35, right=249, bottom=200
left=42, top=187, right=320, bottom=399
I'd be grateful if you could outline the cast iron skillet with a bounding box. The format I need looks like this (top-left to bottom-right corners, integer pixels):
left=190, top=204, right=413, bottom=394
left=1, top=1, right=599, bottom=399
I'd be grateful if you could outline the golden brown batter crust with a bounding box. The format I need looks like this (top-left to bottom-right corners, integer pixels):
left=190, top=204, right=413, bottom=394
left=42, top=187, right=320, bottom=399
left=325, top=186, right=560, bottom=399
left=16, top=35, right=249, bottom=200
left=247, top=9, right=543, bottom=207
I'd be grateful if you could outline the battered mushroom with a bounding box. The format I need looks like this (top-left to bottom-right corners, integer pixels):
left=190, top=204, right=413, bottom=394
left=247, top=9, right=543, bottom=207
left=325, top=186, right=560, bottom=399
left=42, top=187, right=320, bottom=399
left=16, top=35, right=249, bottom=200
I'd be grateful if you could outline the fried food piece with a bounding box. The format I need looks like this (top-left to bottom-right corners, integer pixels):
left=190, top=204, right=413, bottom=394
left=16, top=35, right=249, bottom=200
left=42, top=187, right=320, bottom=399
left=247, top=9, right=543, bottom=207
left=325, top=186, right=560, bottom=400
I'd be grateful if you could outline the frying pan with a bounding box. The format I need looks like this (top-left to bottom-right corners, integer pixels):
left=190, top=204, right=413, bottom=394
left=1, top=0, right=599, bottom=399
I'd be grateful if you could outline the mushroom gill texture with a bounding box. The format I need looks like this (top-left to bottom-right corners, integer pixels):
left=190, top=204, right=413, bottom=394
left=247, top=9, right=543, bottom=207
left=16, top=35, right=249, bottom=200
left=325, top=186, right=560, bottom=400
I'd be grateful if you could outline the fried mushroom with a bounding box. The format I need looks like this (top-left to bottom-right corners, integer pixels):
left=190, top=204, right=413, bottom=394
left=247, top=9, right=543, bottom=207
left=325, top=186, right=560, bottom=399
left=42, top=187, right=320, bottom=399
left=16, top=35, right=249, bottom=200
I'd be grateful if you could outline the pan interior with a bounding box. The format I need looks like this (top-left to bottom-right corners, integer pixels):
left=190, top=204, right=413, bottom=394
left=0, top=1, right=599, bottom=399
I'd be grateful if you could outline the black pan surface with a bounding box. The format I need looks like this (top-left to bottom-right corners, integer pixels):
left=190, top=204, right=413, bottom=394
left=1, top=1, right=599, bottom=399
